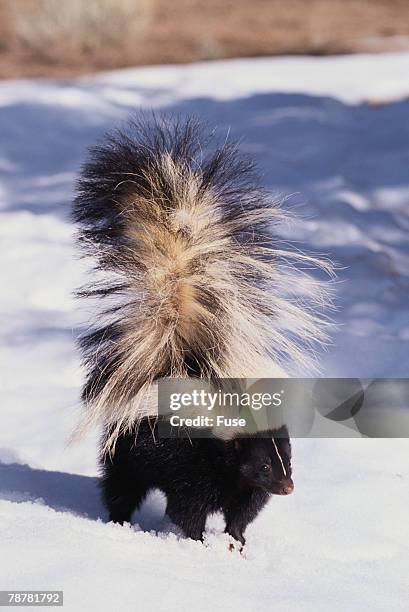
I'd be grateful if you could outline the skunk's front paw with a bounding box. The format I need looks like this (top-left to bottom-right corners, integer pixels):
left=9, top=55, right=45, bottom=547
left=228, top=539, right=245, bottom=555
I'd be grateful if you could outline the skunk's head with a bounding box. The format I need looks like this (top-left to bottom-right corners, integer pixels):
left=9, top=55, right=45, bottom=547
left=234, top=427, right=293, bottom=495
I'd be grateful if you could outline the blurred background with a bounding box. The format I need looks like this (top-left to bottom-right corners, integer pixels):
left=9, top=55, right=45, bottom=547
left=1, top=0, right=409, bottom=78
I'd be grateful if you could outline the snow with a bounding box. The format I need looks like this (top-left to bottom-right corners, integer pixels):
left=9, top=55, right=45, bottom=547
left=1, top=53, right=409, bottom=610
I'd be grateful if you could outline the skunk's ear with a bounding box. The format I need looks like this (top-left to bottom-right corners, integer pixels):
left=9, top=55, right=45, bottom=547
left=274, top=424, right=289, bottom=439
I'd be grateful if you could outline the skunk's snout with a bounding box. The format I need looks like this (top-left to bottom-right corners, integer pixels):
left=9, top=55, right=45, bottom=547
left=280, top=480, right=294, bottom=495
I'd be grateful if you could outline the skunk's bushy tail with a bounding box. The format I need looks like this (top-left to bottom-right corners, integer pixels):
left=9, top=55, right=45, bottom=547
left=73, top=115, right=332, bottom=448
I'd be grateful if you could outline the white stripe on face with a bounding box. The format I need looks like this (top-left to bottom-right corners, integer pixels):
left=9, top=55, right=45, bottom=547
left=272, top=438, right=287, bottom=478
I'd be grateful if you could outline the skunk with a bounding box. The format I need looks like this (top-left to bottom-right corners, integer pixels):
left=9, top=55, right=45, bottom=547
left=73, top=115, right=332, bottom=544
left=72, top=114, right=332, bottom=451
left=101, top=420, right=293, bottom=546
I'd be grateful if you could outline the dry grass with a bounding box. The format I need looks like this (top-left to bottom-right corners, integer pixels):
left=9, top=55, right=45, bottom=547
left=11, top=0, right=152, bottom=61
left=0, top=0, right=409, bottom=78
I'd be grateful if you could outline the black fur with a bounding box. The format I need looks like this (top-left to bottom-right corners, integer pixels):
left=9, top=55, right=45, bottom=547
left=101, top=421, right=293, bottom=546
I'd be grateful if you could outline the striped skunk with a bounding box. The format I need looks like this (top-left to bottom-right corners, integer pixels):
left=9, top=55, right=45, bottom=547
left=73, top=114, right=331, bottom=543
left=101, top=419, right=293, bottom=546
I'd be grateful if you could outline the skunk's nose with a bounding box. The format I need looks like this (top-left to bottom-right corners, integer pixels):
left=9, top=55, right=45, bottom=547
left=281, top=481, right=294, bottom=495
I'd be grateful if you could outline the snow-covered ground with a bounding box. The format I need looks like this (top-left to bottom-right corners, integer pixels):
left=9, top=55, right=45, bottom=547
left=1, top=53, right=409, bottom=610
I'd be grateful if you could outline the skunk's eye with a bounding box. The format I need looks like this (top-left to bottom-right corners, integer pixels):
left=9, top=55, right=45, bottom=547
left=261, top=464, right=270, bottom=473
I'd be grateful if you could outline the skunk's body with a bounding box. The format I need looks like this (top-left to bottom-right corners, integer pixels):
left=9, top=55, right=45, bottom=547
left=73, top=115, right=331, bottom=450
left=101, top=420, right=293, bottom=545
left=73, top=115, right=331, bottom=544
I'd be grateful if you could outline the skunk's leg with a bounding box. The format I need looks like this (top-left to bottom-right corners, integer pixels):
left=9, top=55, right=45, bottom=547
left=101, top=464, right=148, bottom=525
left=223, top=491, right=267, bottom=547
left=224, top=513, right=246, bottom=548
left=166, top=492, right=207, bottom=541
